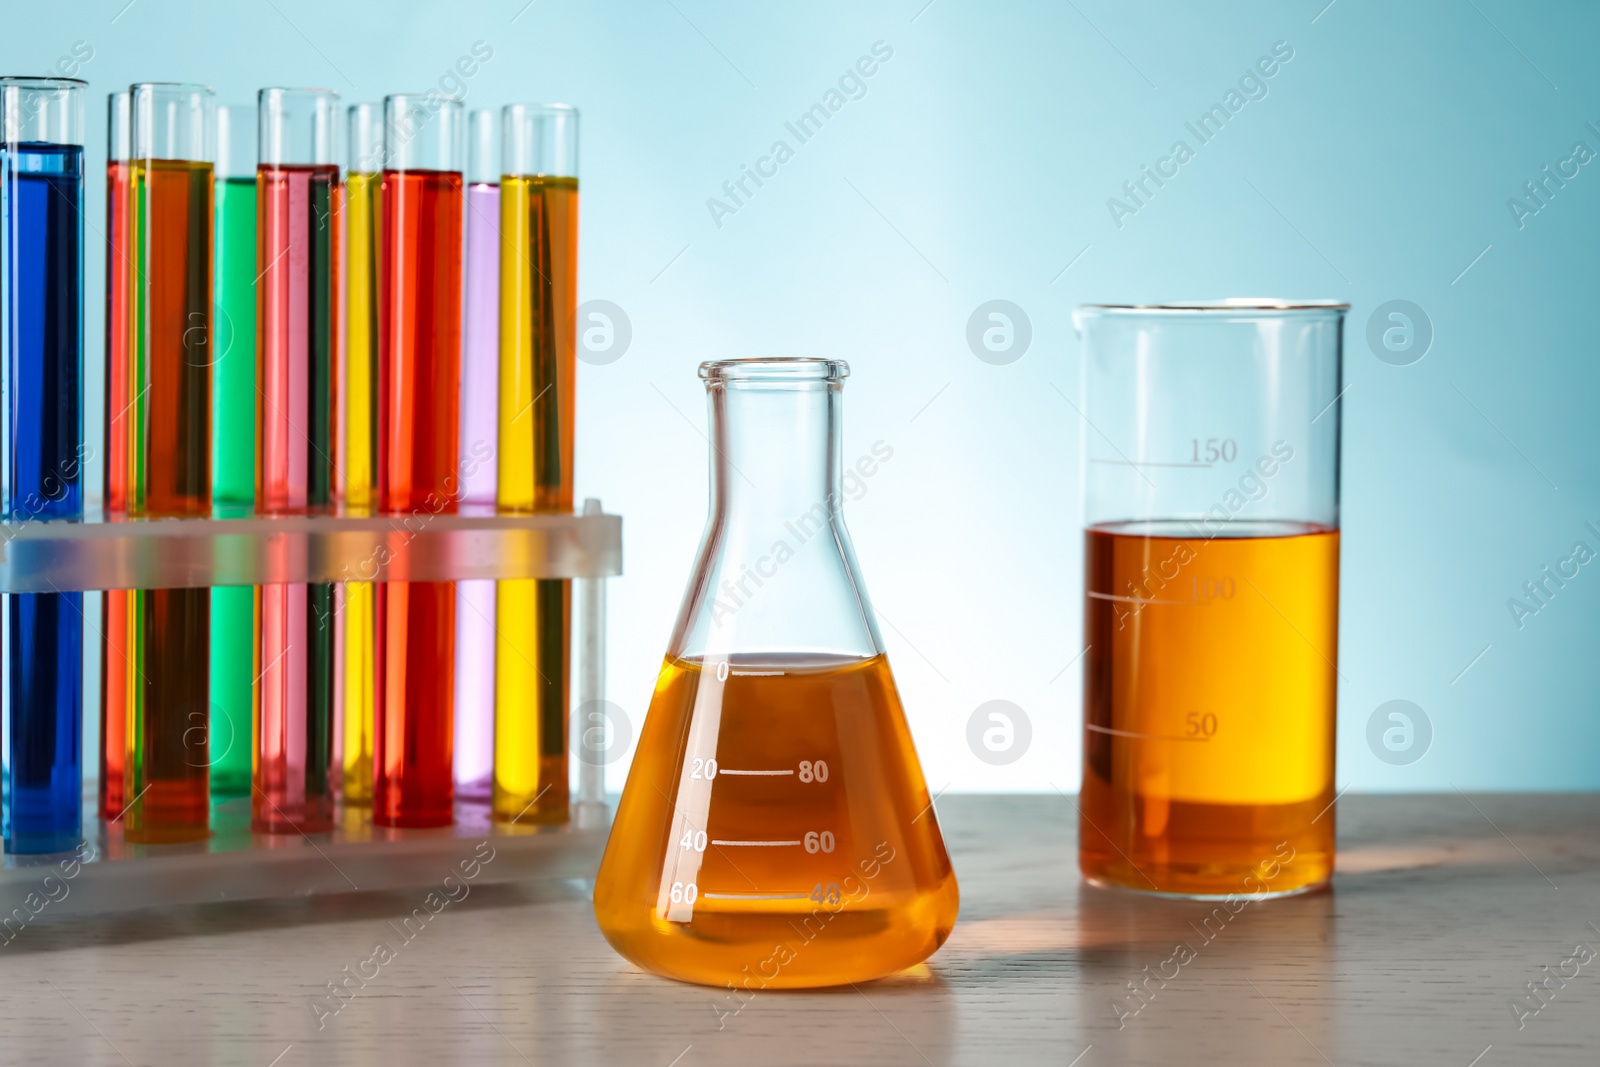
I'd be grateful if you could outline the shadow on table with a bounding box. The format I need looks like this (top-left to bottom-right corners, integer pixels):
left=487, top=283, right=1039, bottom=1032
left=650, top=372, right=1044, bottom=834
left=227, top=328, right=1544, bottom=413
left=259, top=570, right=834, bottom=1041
left=578, top=964, right=956, bottom=1066
left=1070, top=882, right=1341, bottom=1064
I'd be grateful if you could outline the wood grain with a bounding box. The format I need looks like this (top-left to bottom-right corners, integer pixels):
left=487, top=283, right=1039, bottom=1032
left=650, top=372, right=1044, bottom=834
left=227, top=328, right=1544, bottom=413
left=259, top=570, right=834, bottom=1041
left=0, top=794, right=1595, bottom=1066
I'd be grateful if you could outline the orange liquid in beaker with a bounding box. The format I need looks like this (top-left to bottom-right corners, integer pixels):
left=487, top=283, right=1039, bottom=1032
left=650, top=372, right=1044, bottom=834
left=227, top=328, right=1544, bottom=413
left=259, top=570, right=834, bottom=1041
left=1080, top=523, right=1338, bottom=897
left=594, top=654, right=959, bottom=988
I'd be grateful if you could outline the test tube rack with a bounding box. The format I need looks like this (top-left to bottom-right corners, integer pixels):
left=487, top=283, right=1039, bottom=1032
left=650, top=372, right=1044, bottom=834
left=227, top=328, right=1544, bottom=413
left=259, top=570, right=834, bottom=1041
left=0, top=501, right=622, bottom=914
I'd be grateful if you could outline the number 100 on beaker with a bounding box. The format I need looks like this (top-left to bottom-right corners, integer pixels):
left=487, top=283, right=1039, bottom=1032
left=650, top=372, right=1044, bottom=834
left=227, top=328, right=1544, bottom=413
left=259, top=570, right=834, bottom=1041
left=1074, top=301, right=1347, bottom=898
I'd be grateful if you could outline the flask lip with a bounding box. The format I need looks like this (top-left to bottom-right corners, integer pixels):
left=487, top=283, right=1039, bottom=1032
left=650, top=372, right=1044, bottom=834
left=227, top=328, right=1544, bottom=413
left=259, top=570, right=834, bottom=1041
left=699, top=358, right=849, bottom=382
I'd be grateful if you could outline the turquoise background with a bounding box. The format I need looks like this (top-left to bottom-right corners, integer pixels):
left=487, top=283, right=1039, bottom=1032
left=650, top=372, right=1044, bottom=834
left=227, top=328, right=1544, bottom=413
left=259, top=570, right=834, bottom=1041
left=6, top=0, right=1598, bottom=793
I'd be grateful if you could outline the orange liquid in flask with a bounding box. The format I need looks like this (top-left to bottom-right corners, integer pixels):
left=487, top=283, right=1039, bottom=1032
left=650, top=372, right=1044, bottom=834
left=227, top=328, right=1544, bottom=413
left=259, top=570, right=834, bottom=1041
left=594, top=654, right=959, bottom=988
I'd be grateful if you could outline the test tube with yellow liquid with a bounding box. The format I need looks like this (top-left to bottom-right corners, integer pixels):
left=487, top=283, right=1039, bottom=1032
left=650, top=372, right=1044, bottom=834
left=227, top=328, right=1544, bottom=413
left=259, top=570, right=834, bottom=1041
left=339, top=103, right=381, bottom=807
left=492, top=105, right=578, bottom=825
left=1074, top=301, right=1347, bottom=898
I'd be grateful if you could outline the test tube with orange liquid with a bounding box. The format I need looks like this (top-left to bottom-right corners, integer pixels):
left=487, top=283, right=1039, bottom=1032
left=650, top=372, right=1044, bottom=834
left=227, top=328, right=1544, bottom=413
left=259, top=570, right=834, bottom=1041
left=373, top=93, right=463, bottom=827
left=123, top=82, right=215, bottom=844
left=1074, top=301, right=1348, bottom=898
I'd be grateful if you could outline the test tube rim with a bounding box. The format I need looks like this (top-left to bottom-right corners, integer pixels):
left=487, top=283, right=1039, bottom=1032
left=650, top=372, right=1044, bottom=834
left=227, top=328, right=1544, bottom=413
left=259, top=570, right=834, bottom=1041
left=129, top=81, right=215, bottom=92
left=0, top=76, right=89, bottom=90
left=698, top=358, right=849, bottom=383
left=505, top=102, right=578, bottom=116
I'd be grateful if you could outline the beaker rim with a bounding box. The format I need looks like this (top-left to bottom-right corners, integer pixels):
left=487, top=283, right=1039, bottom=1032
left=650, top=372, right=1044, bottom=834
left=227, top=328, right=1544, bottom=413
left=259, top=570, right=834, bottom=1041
left=699, top=358, right=849, bottom=382
left=1076, top=299, right=1350, bottom=314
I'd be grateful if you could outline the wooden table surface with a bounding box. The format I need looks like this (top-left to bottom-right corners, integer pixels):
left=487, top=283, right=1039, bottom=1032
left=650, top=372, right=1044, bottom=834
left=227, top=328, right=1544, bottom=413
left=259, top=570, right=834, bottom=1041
left=1, top=794, right=1596, bottom=1066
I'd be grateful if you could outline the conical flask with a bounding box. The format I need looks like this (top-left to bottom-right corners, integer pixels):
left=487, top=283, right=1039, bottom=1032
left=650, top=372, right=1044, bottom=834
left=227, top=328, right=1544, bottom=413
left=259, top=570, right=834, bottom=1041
left=594, top=358, right=959, bottom=988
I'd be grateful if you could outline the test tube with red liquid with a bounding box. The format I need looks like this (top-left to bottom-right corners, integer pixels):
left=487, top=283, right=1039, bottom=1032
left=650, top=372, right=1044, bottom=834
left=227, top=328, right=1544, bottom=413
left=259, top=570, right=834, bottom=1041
left=253, top=87, right=341, bottom=833
left=99, top=88, right=131, bottom=822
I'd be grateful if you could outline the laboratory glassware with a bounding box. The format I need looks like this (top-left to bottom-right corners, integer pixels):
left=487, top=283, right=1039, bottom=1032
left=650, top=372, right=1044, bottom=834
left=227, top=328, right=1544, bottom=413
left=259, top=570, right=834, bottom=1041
left=494, top=104, right=577, bottom=826
left=1, top=76, right=85, bottom=854
left=99, top=88, right=130, bottom=821
left=341, top=101, right=380, bottom=806
left=124, top=81, right=215, bottom=844
left=209, top=101, right=257, bottom=799
left=374, top=93, right=463, bottom=827
left=454, top=106, right=497, bottom=803
left=1074, top=300, right=1346, bottom=898
left=254, top=87, right=340, bottom=833
left=593, top=358, right=958, bottom=987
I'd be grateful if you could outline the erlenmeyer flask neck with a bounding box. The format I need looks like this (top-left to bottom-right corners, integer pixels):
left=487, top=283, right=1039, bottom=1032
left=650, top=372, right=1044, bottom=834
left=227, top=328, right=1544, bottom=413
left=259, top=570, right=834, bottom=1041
left=710, top=378, right=838, bottom=517
left=670, top=359, right=882, bottom=661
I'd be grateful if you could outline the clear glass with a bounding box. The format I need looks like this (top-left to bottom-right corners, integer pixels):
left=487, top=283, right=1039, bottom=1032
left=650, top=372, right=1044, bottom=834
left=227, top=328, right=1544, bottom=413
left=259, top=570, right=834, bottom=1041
left=1, top=76, right=85, bottom=145
left=594, top=358, right=959, bottom=988
left=467, top=107, right=495, bottom=186
left=1074, top=300, right=1347, bottom=898
left=108, top=89, right=131, bottom=163
left=215, top=104, right=255, bottom=179
left=383, top=93, right=462, bottom=173
left=131, top=82, right=214, bottom=163
left=258, top=87, right=338, bottom=167
left=347, top=102, right=381, bottom=174
left=501, top=103, right=576, bottom=178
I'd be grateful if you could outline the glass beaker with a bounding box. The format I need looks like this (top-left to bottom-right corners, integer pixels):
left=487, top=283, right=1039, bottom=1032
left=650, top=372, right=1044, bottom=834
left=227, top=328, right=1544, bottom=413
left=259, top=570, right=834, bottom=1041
left=593, top=358, right=958, bottom=988
left=1074, top=301, right=1346, bottom=898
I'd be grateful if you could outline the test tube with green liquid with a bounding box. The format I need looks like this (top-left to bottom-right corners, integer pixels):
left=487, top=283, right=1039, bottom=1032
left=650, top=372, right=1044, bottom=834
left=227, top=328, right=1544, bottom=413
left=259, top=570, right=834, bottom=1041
left=210, top=103, right=256, bottom=797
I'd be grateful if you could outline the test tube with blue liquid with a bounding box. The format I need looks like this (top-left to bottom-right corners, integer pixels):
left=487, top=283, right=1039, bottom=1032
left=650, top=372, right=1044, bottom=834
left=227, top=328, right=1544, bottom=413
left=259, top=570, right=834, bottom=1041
left=1, top=76, right=86, bottom=854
